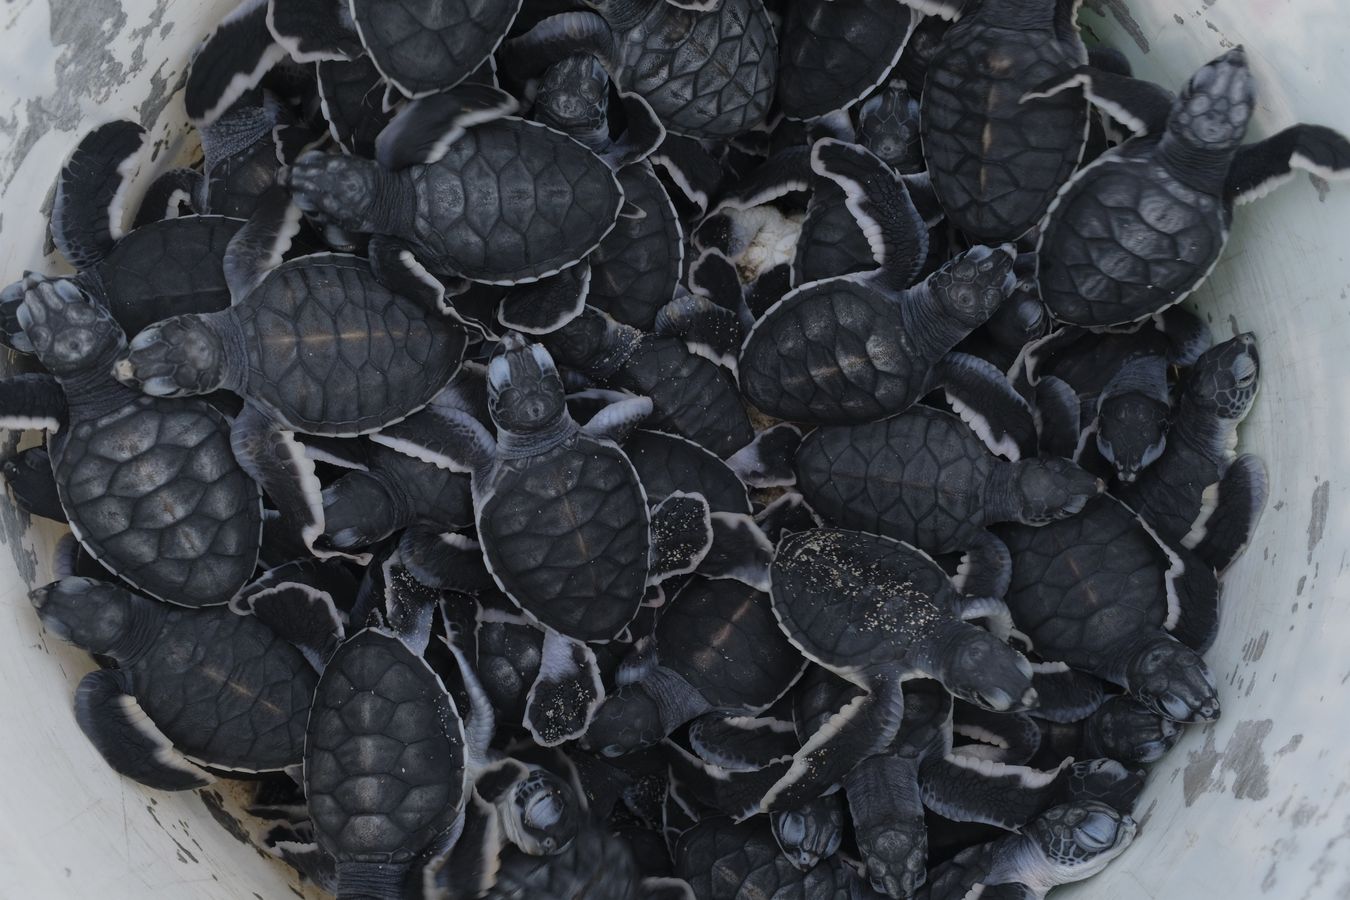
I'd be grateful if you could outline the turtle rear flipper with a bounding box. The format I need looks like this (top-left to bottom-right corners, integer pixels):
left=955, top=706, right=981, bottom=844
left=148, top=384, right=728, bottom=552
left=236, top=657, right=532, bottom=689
left=648, top=492, right=714, bottom=584
left=845, top=753, right=927, bottom=899
left=1023, top=66, right=1176, bottom=138
left=1192, top=453, right=1268, bottom=572
left=498, top=262, right=590, bottom=335
left=1227, top=123, right=1350, bottom=204
left=423, top=789, right=502, bottom=900
left=185, top=0, right=289, bottom=126
left=935, top=353, right=1039, bottom=461
left=51, top=121, right=145, bottom=270
left=2, top=446, right=65, bottom=523
left=1034, top=376, right=1082, bottom=460
left=373, top=84, right=520, bottom=169
left=268, top=0, right=362, bottom=63
left=725, top=423, right=802, bottom=489
left=75, top=668, right=214, bottom=791
left=132, top=168, right=204, bottom=227
left=810, top=138, right=928, bottom=290
left=0, top=373, right=66, bottom=432
left=524, top=630, right=605, bottom=747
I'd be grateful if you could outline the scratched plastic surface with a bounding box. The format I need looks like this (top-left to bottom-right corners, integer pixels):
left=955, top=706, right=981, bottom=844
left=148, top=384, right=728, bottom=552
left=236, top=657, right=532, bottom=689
left=0, top=1, right=1348, bottom=898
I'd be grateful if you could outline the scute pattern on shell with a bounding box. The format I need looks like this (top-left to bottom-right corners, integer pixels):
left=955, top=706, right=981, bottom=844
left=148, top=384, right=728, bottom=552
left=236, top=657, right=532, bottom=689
left=236, top=256, right=463, bottom=434
left=624, top=430, right=752, bottom=514
left=675, top=818, right=854, bottom=900
left=922, top=25, right=1087, bottom=241
left=1038, top=142, right=1229, bottom=326
left=136, top=607, right=316, bottom=770
left=408, top=119, right=623, bottom=282
left=480, top=444, right=649, bottom=642
left=353, top=0, right=519, bottom=97
left=58, top=397, right=260, bottom=606
left=588, top=164, right=683, bottom=330
left=306, top=632, right=465, bottom=864
left=777, top=0, right=910, bottom=121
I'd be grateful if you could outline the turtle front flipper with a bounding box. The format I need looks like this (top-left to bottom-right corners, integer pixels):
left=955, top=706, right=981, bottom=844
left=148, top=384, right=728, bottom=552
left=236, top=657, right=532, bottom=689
left=687, top=713, right=798, bottom=771
left=1192, top=453, right=1268, bottom=572
left=1027, top=663, right=1107, bottom=725
left=1022, top=66, right=1176, bottom=138
left=1226, top=123, right=1350, bottom=205
left=498, top=261, right=591, bottom=335
left=223, top=188, right=303, bottom=302
left=2, top=446, right=65, bottom=522
left=524, top=629, right=605, bottom=747
left=845, top=754, right=927, bottom=899
left=650, top=134, right=723, bottom=215
left=184, top=0, right=289, bottom=126
left=132, top=168, right=205, bottom=227
left=952, top=531, right=1013, bottom=605
left=400, top=529, right=496, bottom=592
left=654, top=290, right=744, bottom=375
left=233, top=560, right=347, bottom=670
left=230, top=405, right=329, bottom=559
left=647, top=492, right=714, bottom=585
left=498, top=12, right=617, bottom=80
left=367, top=234, right=457, bottom=316
left=934, top=352, right=1039, bottom=461
left=920, top=754, right=1096, bottom=831
left=1033, top=376, right=1082, bottom=460
left=51, top=121, right=145, bottom=270
left=74, top=668, right=214, bottom=791
left=698, top=512, right=774, bottom=592
left=0, top=373, right=66, bottom=432
left=725, top=423, right=802, bottom=489
left=584, top=666, right=712, bottom=758
left=373, top=84, right=520, bottom=169
left=579, top=394, right=653, bottom=444
left=267, top=0, right=364, bottom=63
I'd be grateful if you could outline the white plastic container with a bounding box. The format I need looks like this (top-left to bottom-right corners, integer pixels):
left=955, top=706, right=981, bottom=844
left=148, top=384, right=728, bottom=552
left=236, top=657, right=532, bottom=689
left=1, top=2, right=1347, bottom=897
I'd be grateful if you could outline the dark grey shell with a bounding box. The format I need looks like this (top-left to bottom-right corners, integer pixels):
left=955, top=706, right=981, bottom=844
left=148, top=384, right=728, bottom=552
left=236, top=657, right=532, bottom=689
left=613, top=0, right=777, bottom=139
left=674, top=817, right=854, bottom=900
left=588, top=162, right=683, bottom=330
left=659, top=578, right=802, bottom=709
left=777, top=0, right=911, bottom=121
left=998, top=496, right=1183, bottom=665
left=54, top=394, right=262, bottom=606
left=305, top=629, right=466, bottom=866
left=487, top=823, right=640, bottom=900
left=351, top=0, right=521, bottom=98
left=611, top=337, right=753, bottom=458
left=1036, top=137, right=1230, bottom=326
left=772, top=529, right=957, bottom=668
left=405, top=118, right=623, bottom=283
left=233, top=255, right=465, bottom=434
left=89, top=216, right=242, bottom=337
left=480, top=438, right=649, bottom=642
left=794, top=406, right=994, bottom=554
left=739, top=277, right=932, bottom=425
left=921, top=9, right=1087, bottom=241
left=624, top=429, right=752, bottom=515
left=133, top=604, right=316, bottom=770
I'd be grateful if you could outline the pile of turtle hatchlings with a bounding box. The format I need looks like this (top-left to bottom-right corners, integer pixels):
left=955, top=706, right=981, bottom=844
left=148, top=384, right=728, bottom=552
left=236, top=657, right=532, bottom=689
left=4, top=0, right=1348, bottom=897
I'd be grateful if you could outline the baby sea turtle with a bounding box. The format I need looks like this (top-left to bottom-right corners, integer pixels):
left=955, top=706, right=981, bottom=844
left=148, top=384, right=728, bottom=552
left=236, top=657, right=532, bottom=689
left=505, top=0, right=778, bottom=140
left=281, top=84, right=624, bottom=293
left=924, top=801, right=1136, bottom=900
left=673, top=816, right=860, bottom=900
left=1118, top=333, right=1266, bottom=571
left=542, top=306, right=753, bottom=457
left=739, top=140, right=1021, bottom=428
left=533, top=54, right=684, bottom=331
left=794, top=404, right=1102, bottom=561
left=0, top=122, right=241, bottom=352
left=776, top=2, right=920, bottom=121
left=373, top=337, right=713, bottom=745
left=115, top=191, right=466, bottom=555
left=857, top=81, right=926, bottom=176
left=0, top=282, right=261, bottom=605
left=582, top=577, right=805, bottom=757
left=895, top=0, right=1090, bottom=242
left=30, top=575, right=318, bottom=789
left=1032, top=47, right=1350, bottom=325
left=1031, top=679, right=1182, bottom=769
left=998, top=494, right=1221, bottom=723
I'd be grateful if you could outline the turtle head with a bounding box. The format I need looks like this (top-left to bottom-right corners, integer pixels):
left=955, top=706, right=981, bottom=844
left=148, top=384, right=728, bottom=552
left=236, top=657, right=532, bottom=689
left=1170, top=47, right=1254, bottom=151
left=29, top=576, right=140, bottom=656
left=1183, top=332, right=1260, bottom=423
left=855, top=817, right=928, bottom=898
left=771, top=798, right=844, bottom=871
left=1026, top=801, right=1136, bottom=883
left=17, top=279, right=125, bottom=377
left=936, top=623, right=1037, bottom=713
left=116, top=315, right=228, bottom=397
left=503, top=769, right=580, bottom=856
left=1086, top=696, right=1182, bottom=765
left=1006, top=457, right=1104, bottom=525
left=1122, top=634, right=1220, bottom=723
left=1096, top=393, right=1170, bottom=483
left=579, top=684, right=666, bottom=757
left=486, top=337, right=569, bottom=434
left=929, top=244, right=1017, bottom=328
left=537, top=55, right=611, bottom=138
left=1066, top=759, right=1145, bottom=813
left=856, top=82, right=923, bottom=174
left=280, top=150, right=381, bottom=232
